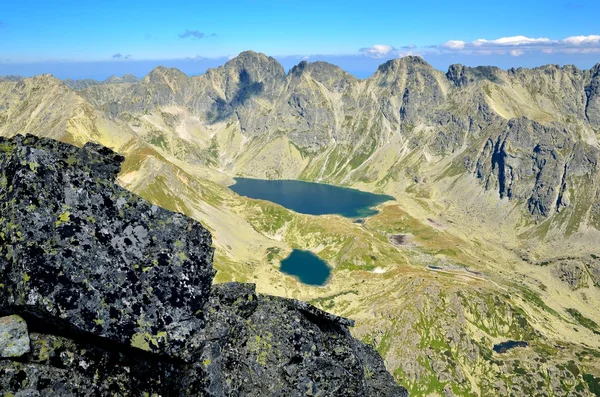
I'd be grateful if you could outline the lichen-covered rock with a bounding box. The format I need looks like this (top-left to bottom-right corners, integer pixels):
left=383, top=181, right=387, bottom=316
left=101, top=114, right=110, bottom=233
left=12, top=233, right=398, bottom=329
left=197, top=283, right=408, bottom=397
left=0, top=331, right=206, bottom=395
left=0, top=134, right=215, bottom=357
left=0, top=315, right=30, bottom=357
left=0, top=135, right=406, bottom=395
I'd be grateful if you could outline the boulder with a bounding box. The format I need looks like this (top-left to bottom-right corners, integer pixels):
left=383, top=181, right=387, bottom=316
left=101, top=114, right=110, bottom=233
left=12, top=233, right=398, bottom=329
left=0, top=315, right=30, bottom=358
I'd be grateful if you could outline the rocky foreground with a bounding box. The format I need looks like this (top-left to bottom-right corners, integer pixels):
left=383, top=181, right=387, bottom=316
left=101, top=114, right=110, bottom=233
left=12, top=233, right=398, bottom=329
left=0, top=134, right=407, bottom=396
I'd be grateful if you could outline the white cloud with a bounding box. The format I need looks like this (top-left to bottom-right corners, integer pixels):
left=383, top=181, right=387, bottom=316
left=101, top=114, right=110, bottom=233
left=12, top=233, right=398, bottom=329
left=562, top=35, right=600, bottom=45
left=473, top=35, right=552, bottom=46
left=441, top=40, right=465, bottom=50
left=398, top=51, right=419, bottom=58
left=438, top=34, right=600, bottom=55
left=359, top=44, right=397, bottom=58
left=355, top=34, right=600, bottom=60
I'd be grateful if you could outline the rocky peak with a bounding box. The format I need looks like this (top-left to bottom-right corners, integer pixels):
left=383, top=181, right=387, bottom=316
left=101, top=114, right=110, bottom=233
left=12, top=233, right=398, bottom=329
left=122, top=73, right=140, bottom=83
left=27, top=74, right=67, bottom=88
left=289, top=60, right=357, bottom=92
left=143, top=66, right=189, bottom=88
left=0, top=134, right=407, bottom=396
left=289, top=60, right=309, bottom=76
left=104, top=74, right=140, bottom=84
left=64, top=78, right=102, bottom=90
left=371, top=56, right=441, bottom=92
left=375, top=56, right=432, bottom=75
left=223, top=50, right=286, bottom=82
left=104, top=75, right=123, bottom=84
left=446, top=64, right=504, bottom=87
left=0, top=75, right=24, bottom=82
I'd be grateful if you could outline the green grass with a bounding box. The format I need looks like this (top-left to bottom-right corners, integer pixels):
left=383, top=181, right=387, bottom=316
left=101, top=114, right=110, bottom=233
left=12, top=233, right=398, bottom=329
left=566, top=308, right=600, bottom=334
left=584, top=374, right=600, bottom=396
left=515, top=285, right=561, bottom=319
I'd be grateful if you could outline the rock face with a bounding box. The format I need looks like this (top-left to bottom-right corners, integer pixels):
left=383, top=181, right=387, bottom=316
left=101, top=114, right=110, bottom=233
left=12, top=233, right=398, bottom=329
left=0, top=134, right=407, bottom=396
left=0, top=134, right=215, bottom=358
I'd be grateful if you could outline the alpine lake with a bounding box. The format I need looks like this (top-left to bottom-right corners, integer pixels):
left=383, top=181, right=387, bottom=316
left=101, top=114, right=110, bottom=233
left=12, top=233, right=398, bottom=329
left=229, top=178, right=394, bottom=286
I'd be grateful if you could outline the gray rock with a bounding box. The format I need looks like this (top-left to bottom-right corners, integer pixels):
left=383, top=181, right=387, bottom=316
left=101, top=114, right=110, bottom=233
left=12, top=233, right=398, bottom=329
left=0, top=315, right=30, bottom=357
left=63, top=78, right=102, bottom=90
left=555, top=260, right=588, bottom=289
left=198, top=282, right=408, bottom=396
left=0, top=134, right=215, bottom=357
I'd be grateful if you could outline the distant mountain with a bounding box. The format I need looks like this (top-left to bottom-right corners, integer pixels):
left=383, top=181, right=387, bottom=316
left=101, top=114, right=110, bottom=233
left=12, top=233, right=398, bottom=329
left=63, top=74, right=140, bottom=90
left=104, top=73, right=140, bottom=84
left=0, top=75, right=23, bottom=82
left=1, top=51, right=599, bottom=396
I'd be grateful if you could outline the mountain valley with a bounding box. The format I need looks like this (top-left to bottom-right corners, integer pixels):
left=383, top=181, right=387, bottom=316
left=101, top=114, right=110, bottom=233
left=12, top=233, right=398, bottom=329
left=1, top=52, right=600, bottom=396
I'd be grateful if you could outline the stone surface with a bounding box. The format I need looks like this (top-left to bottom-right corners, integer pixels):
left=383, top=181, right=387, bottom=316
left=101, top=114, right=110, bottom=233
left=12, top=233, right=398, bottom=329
left=555, top=260, right=589, bottom=290
left=0, top=134, right=215, bottom=357
left=0, top=315, right=30, bottom=357
left=198, top=282, right=406, bottom=396
left=0, top=135, right=407, bottom=396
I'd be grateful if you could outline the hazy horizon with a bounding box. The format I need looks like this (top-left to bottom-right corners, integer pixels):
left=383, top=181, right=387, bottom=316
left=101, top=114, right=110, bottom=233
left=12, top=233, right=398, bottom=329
left=1, top=51, right=600, bottom=81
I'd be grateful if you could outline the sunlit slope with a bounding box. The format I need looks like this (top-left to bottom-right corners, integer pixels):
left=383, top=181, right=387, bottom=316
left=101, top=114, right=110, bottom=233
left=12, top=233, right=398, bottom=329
left=110, top=131, right=600, bottom=395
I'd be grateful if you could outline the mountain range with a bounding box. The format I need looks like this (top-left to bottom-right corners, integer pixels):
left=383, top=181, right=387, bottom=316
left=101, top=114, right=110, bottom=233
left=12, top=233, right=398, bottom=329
left=1, top=51, right=599, bottom=396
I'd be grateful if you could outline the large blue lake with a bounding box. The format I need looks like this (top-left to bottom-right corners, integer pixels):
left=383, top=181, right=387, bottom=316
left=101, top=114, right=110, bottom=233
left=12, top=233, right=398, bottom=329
left=230, top=178, right=394, bottom=218
left=280, top=249, right=331, bottom=286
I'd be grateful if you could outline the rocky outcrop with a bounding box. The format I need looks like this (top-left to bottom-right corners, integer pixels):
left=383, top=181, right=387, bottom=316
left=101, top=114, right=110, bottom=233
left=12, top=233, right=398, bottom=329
left=472, top=117, right=599, bottom=218
left=105, top=74, right=140, bottom=84
left=583, top=64, right=600, bottom=127
left=555, top=260, right=589, bottom=290
left=446, top=64, right=504, bottom=87
left=535, top=254, right=600, bottom=290
left=0, top=134, right=215, bottom=358
left=0, top=134, right=407, bottom=396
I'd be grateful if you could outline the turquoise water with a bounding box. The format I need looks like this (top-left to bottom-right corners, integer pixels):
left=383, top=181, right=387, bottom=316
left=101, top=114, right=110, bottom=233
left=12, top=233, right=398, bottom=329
left=280, top=249, right=331, bottom=286
left=229, top=178, right=394, bottom=218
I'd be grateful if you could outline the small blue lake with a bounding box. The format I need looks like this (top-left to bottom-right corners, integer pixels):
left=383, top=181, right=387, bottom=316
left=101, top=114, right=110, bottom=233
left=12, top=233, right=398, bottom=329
left=493, top=340, right=529, bottom=353
left=229, top=178, right=394, bottom=218
left=280, top=249, right=331, bottom=286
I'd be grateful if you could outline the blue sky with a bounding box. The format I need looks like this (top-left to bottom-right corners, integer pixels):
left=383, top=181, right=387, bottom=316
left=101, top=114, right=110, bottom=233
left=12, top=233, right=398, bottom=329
left=1, top=0, right=599, bottom=79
